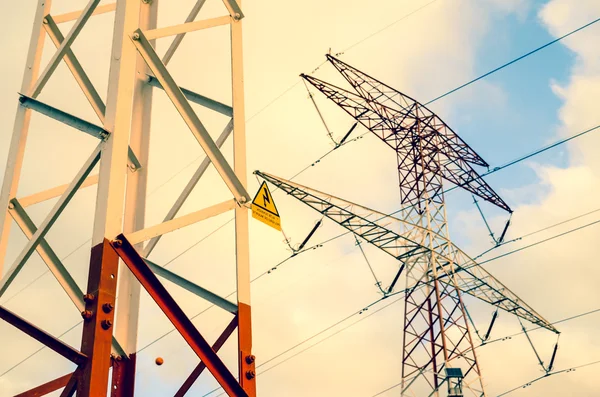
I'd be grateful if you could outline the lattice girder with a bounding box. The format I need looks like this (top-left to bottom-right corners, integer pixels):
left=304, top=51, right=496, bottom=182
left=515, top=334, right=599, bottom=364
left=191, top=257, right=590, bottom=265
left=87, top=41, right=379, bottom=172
left=255, top=172, right=557, bottom=334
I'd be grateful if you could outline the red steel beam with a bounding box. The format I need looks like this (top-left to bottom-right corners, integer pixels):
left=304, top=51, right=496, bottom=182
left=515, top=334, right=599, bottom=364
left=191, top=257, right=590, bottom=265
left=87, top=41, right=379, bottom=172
left=110, top=234, right=247, bottom=397
left=0, top=306, right=86, bottom=365
left=13, top=372, right=73, bottom=397
left=60, top=366, right=80, bottom=397
left=175, top=316, right=238, bottom=397
left=77, top=239, right=120, bottom=396
left=238, top=303, right=256, bottom=395
left=111, top=353, right=136, bottom=397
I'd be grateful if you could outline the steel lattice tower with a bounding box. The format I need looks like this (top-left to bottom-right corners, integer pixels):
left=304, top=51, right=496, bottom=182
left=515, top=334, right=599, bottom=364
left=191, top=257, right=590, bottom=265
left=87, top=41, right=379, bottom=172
left=0, top=1, right=256, bottom=396
left=300, top=55, right=531, bottom=396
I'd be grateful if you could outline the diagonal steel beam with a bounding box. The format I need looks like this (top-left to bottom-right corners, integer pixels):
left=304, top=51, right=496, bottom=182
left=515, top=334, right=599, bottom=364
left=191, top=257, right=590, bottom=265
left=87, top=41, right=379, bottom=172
left=0, top=144, right=100, bottom=298
left=9, top=198, right=85, bottom=312
left=144, top=258, right=237, bottom=314
left=54, top=3, right=116, bottom=24
left=14, top=371, right=73, bottom=397
left=175, top=316, right=238, bottom=397
left=30, top=0, right=100, bottom=98
left=128, top=199, right=235, bottom=245
left=111, top=234, right=247, bottom=397
left=43, top=15, right=106, bottom=121
left=145, top=16, right=230, bottom=40
left=146, top=76, right=233, bottom=116
left=131, top=29, right=249, bottom=204
left=162, top=0, right=208, bottom=66
left=18, top=175, right=99, bottom=208
left=0, top=305, right=87, bottom=365
left=144, top=119, right=233, bottom=257
left=222, top=0, right=244, bottom=19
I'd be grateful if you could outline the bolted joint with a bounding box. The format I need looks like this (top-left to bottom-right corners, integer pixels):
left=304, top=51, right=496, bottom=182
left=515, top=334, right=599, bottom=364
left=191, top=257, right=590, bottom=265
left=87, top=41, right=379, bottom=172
left=81, top=310, right=93, bottom=321
left=112, top=239, right=122, bottom=248
left=233, top=12, right=241, bottom=21
left=7, top=202, right=14, bottom=210
left=83, top=293, right=95, bottom=303
left=101, top=319, right=113, bottom=330
left=238, top=196, right=247, bottom=205
left=42, top=17, right=49, bottom=24
left=102, top=303, right=114, bottom=313
left=245, top=370, right=256, bottom=380
left=132, top=32, right=140, bottom=41
left=245, top=355, right=256, bottom=365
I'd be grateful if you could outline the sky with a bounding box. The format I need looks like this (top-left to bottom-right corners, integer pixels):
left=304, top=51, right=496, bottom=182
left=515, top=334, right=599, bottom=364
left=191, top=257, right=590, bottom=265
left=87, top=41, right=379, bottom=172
left=0, top=0, right=599, bottom=396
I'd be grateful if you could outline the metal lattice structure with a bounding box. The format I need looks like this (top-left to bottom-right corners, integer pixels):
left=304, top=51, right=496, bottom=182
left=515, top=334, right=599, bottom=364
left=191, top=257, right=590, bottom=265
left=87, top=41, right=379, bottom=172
left=297, top=56, right=556, bottom=396
left=0, top=1, right=256, bottom=396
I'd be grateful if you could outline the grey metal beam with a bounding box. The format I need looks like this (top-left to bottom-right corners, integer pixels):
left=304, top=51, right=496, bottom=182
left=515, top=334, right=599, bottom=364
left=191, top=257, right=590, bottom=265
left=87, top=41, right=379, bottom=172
left=9, top=199, right=85, bottom=312
left=0, top=145, right=101, bottom=298
left=143, top=119, right=233, bottom=257
left=19, top=95, right=107, bottom=139
left=44, top=15, right=106, bottom=121
left=146, top=76, right=233, bottom=117
left=19, top=95, right=142, bottom=171
left=144, top=258, right=237, bottom=314
left=162, top=0, right=208, bottom=66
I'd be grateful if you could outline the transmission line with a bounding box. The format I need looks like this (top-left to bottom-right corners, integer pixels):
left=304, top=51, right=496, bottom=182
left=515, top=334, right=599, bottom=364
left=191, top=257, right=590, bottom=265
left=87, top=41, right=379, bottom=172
left=199, top=216, right=600, bottom=396
left=425, top=16, right=600, bottom=105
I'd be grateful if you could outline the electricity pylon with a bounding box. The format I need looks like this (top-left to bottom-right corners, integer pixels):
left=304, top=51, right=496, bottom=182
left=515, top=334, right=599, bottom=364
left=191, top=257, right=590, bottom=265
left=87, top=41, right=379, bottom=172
left=297, top=55, right=557, bottom=396
left=0, top=1, right=255, bottom=396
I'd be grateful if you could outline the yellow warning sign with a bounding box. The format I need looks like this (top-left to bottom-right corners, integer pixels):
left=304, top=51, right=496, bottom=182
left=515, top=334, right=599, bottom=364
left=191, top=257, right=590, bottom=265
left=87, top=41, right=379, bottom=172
left=251, top=181, right=281, bottom=231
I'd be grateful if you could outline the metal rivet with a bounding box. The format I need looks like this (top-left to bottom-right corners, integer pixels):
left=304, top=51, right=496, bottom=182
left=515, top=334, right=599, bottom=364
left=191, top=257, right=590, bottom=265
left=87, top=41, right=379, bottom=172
left=101, top=319, right=113, bottom=330
left=83, top=293, right=95, bottom=302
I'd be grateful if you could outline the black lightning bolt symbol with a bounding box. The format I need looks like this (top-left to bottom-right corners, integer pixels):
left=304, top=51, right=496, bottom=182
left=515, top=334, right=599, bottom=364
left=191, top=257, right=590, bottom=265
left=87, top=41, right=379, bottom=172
left=263, top=188, right=270, bottom=208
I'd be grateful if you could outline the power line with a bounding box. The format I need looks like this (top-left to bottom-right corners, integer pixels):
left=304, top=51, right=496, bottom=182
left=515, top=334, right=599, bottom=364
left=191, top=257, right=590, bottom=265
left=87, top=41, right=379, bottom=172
left=340, top=0, right=441, bottom=54
left=425, top=16, right=600, bottom=105
left=200, top=215, right=600, bottom=396
left=497, top=359, right=600, bottom=397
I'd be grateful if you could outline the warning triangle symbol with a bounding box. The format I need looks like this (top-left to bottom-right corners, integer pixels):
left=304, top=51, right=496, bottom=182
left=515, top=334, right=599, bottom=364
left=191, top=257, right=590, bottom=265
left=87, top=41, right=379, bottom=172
left=252, top=181, right=279, bottom=216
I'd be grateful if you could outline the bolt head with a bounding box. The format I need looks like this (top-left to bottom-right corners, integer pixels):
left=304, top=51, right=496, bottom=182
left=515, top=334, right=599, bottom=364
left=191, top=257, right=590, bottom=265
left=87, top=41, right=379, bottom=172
left=112, top=239, right=122, bottom=248
left=245, top=355, right=256, bottom=365
left=234, top=12, right=241, bottom=20
left=81, top=310, right=93, bottom=321
left=7, top=203, right=14, bottom=210
left=132, top=32, right=140, bottom=41
left=83, top=293, right=95, bottom=302
left=245, top=370, right=256, bottom=380
left=102, top=303, right=114, bottom=313
left=101, top=319, right=113, bottom=330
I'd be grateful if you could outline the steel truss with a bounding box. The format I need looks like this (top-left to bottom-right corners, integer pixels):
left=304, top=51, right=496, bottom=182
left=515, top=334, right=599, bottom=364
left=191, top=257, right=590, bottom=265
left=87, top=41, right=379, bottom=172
left=295, top=56, right=555, bottom=396
left=0, top=1, right=255, bottom=396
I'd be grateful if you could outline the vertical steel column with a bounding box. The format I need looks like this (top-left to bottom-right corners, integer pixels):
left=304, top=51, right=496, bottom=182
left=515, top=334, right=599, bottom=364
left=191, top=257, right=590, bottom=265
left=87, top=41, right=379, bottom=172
left=79, top=0, right=141, bottom=395
left=231, top=4, right=256, bottom=395
left=0, top=0, right=51, bottom=273
left=111, top=1, right=157, bottom=395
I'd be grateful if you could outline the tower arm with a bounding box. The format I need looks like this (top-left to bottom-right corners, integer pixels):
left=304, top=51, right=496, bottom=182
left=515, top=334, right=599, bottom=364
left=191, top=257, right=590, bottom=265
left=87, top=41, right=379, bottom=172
left=301, top=72, right=511, bottom=213
left=255, top=172, right=555, bottom=333
left=325, top=54, right=488, bottom=167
